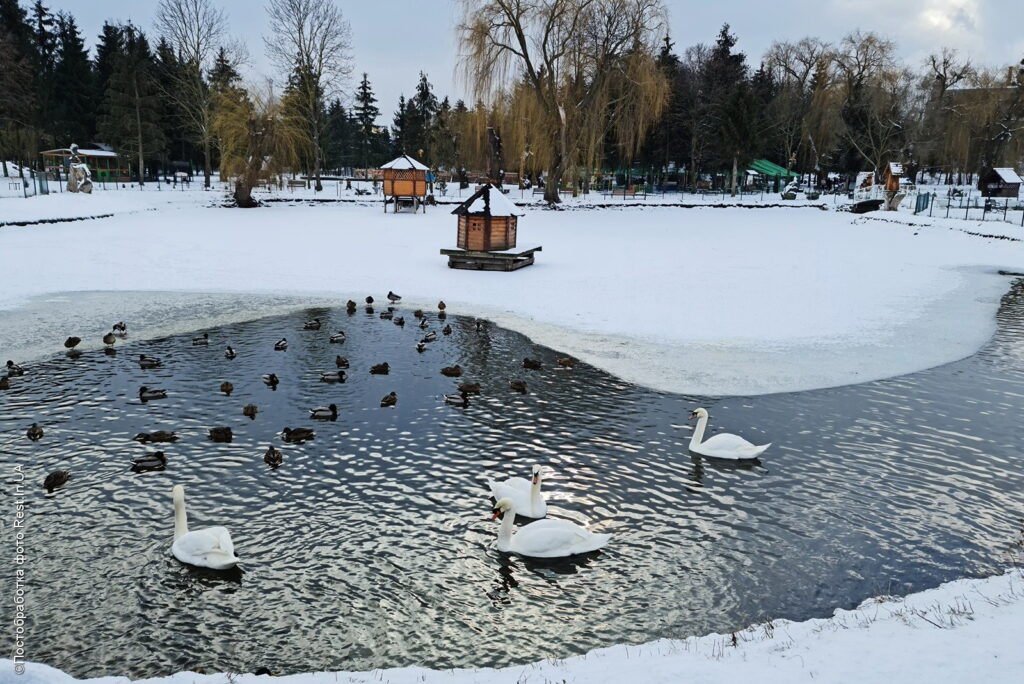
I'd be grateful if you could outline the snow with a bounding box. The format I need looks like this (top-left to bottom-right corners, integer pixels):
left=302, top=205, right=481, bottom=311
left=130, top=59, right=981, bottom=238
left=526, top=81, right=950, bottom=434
left=7, top=569, right=1022, bottom=683
left=993, top=167, right=1022, bottom=184
left=380, top=154, right=429, bottom=170
left=1, top=190, right=1023, bottom=395
left=888, top=161, right=904, bottom=175
left=456, top=184, right=525, bottom=217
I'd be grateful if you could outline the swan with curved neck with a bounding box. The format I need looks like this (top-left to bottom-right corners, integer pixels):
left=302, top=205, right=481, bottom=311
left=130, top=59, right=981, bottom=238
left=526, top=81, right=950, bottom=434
left=688, top=407, right=770, bottom=460
left=171, top=485, right=238, bottom=570
left=487, top=464, right=547, bottom=518
left=492, top=498, right=611, bottom=558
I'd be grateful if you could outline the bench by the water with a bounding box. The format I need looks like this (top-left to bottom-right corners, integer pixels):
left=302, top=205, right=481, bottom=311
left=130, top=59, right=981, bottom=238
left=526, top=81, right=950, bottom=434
left=440, top=246, right=541, bottom=271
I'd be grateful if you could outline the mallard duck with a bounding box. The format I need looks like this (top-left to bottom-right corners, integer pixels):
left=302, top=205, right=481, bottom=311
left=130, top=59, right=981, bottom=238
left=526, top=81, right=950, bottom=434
left=441, top=365, right=463, bottom=377
left=419, top=317, right=429, bottom=329
left=557, top=357, right=575, bottom=369
left=379, top=310, right=394, bottom=320
left=442, top=324, right=452, bottom=335
left=64, top=336, right=81, bottom=350
left=380, top=391, right=397, bottom=407
left=208, top=426, right=233, bottom=442
left=509, top=380, right=528, bottom=394
left=103, top=331, right=116, bottom=347
left=444, top=391, right=469, bottom=407
left=438, top=301, right=446, bottom=311
left=309, top=404, right=338, bottom=419
left=224, top=346, right=237, bottom=359
left=346, top=299, right=358, bottom=312
left=388, top=290, right=401, bottom=304
left=219, top=381, right=234, bottom=396
left=523, top=358, right=542, bottom=370
left=43, top=470, right=70, bottom=493
left=112, top=321, right=127, bottom=336
left=262, top=373, right=280, bottom=386
left=242, top=404, right=259, bottom=419
left=6, top=360, right=25, bottom=376
left=475, top=320, right=484, bottom=332
left=303, top=318, right=322, bottom=330
left=414, top=309, right=424, bottom=319
left=335, top=355, right=349, bottom=368
left=138, top=354, right=162, bottom=368
left=416, top=342, right=427, bottom=353
left=330, top=331, right=347, bottom=343
left=139, top=386, right=168, bottom=401
left=394, top=316, right=405, bottom=326
left=192, top=332, right=209, bottom=345
left=131, top=451, right=167, bottom=472
left=0, top=376, right=10, bottom=390
left=133, top=431, right=178, bottom=443
left=320, top=370, right=346, bottom=382
left=264, top=446, right=284, bottom=469
left=274, top=338, right=288, bottom=351
left=370, top=362, right=390, bottom=375
left=281, top=427, right=315, bottom=443
left=421, top=332, right=437, bottom=343
left=365, top=296, right=374, bottom=305
left=26, top=423, right=44, bottom=441
left=458, top=381, right=481, bottom=395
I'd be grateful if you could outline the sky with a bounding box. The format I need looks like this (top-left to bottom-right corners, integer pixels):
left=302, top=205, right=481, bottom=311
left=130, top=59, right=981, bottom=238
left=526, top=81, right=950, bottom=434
left=40, top=0, right=1024, bottom=124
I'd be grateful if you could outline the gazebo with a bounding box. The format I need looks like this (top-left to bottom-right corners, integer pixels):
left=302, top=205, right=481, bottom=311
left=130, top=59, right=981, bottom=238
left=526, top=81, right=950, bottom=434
left=41, top=145, right=125, bottom=183
left=380, top=154, right=428, bottom=213
left=441, top=184, right=540, bottom=271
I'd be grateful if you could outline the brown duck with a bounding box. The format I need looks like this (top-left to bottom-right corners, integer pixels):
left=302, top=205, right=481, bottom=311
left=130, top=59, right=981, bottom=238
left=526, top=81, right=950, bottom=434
left=220, top=381, right=234, bottom=396
left=441, top=365, right=463, bottom=378
left=380, top=391, right=397, bottom=408
left=44, top=470, right=70, bottom=493
left=208, top=426, right=233, bottom=442
left=264, top=446, right=284, bottom=469
left=370, top=362, right=390, bottom=375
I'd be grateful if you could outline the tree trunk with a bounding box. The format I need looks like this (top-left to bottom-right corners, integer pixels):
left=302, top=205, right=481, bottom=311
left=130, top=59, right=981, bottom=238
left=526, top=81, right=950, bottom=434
left=134, top=77, right=145, bottom=186
left=543, top=158, right=566, bottom=203
left=313, top=132, right=323, bottom=191
left=203, top=133, right=212, bottom=188
left=234, top=180, right=257, bottom=208
left=730, top=155, right=738, bottom=196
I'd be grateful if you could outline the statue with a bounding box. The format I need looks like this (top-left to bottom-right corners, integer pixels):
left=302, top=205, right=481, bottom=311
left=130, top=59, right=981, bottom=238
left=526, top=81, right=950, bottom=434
left=66, top=143, right=93, bottom=194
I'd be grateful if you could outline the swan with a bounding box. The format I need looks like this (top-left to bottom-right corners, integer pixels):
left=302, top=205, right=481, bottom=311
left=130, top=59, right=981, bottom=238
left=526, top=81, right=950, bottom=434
left=488, top=465, right=547, bottom=518
left=170, top=485, right=238, bottom=570
left=491, top=498, right=611, bottom=558
left=687, top=407, right=770, bottom=460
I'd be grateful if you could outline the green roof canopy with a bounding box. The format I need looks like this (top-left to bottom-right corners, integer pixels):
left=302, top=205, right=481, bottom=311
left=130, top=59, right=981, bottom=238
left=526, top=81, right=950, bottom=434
left=749, top=159, right=798, bottom=178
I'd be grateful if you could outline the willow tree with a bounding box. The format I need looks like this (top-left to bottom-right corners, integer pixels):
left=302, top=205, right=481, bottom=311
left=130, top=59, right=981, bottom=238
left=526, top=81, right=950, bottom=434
left=213, top=85, right=307, bottom=207
left=459, top=0, right=668, bottom=203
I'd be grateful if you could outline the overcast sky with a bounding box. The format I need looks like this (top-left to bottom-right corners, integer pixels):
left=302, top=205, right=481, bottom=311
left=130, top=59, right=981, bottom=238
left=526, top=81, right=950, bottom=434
left=42, top=0, right=1024, bottom=123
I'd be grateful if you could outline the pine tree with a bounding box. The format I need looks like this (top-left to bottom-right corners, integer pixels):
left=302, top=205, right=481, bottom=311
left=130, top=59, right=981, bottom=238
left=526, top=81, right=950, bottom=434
left=353, top=73, right=380, bottom=169
left=153, top=37, right=193, bottom=171
left=701, top=24, right=752, bottom=193
left=391, top=95, right=408, bottom=155
left=30, top=1, right=57, bottom=144
left=406, top=72, right=437, bottom=161
left=93, top=22, right=123, bottom=109
left=51, top=12, right=94, bottom=146
left=0, top=0, right=35, bottom=176
left=324, top=98, right=355, bottom=172
left=208, top=47, right=241, bottom=94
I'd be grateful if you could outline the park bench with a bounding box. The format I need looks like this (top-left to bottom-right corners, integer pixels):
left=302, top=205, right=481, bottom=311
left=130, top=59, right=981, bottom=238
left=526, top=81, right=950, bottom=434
left=287, top=179, right=308, bottom=191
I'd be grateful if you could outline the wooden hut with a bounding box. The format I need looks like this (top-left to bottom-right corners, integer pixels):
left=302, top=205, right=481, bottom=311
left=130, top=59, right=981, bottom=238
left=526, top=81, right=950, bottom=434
left=441, top=184, right=540, bottom=271
left=978, top=167, right=1022, bottom=198
left=380, top=154, right=428, bottom=213
left=882, top=162, right=903, bottom=192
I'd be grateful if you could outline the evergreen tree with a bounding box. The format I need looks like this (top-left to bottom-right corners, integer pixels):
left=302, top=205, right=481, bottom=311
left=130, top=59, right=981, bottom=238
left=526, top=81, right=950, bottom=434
left=324, top=98, right=355, bottom=172
left=153, top=37, right=193, bottom=171
left=51, top=12, right=94, bottom=145
left=0, top=0, right=35, bottom=175
left=93, top=22, right=123, bottom=109
left=353, top=72, right=380, bottom=169
left=701, top=24, right=752, bottom=193
left=207, top=46, right=241, bottom=94
left=406, top=72, right=437, bottom=161
left=29, top=1, right=57, bottom=144
left=391, top=94, right=408, bottom=155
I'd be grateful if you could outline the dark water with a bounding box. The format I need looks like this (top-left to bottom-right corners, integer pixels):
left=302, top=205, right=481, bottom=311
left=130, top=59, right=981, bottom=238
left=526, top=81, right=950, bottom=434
left=2, top=285, right=1023, bottom=679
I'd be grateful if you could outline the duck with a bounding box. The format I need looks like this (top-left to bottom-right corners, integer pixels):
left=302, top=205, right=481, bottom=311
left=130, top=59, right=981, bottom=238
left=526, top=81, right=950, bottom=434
left=416, top=342, right=427, bottom=353
left=523, top=358, right=542, bottom=370
left=138, top=354, right=162, bottom=368
left=133, top=430, right=178, bottom=444
left=192, top=332, right=209, bottom=345
left=441, top=365, right=463, bottom=377
left=687, top=408, right=771, bottom=460
left=112, top=321, right=128, bottom=336
left=387, top=290, right=401, bottom=304
left=281, top=427, right=315, bottom=443
left=335, top=355, right=349, bottom=368
left=26, top=423, right=44, bottom=441
left=475, top=320, right=484, bottom=333
left=264, top=446, right=284, bottom=469
left=274, top=338, right=288, bottom=351
left=438, top=300, right=446, bottom=311
left=208, top=426, right=233, bottom=443
left=421, top=331, right=437, bottom=343
left=458, top=381, right=481, bottom=395
left=0, top=376, right=10, bottom=390
left=442, top=324, right=452, bottom=336
left=170, top=484, right=238, bottom=570
left=380, top=310, right=394, bottom=320
left=242, top=404, right=259, bottom=419
left=488, top=465, right=548, bottom=518
left=557, top=357, right=575, bottom=369
left=491, top=498, right=611, bottom=558
left=102, top=331, right=116, bottom=347
left=43, top=470, right=70, bottom=493
left=509, top=380, right=528, bottom=394
left=309, top=404, right=338, bottom=420
left=419, top=317, right=429, bottom=329
left=370, top=362, right=390, bottom=375
left=64, top=336, right=81, bottom=350
left=365, top=296, right=374, bottom=305
left=346, top=299, right=358, bottom=312
left=219, top=381, right=234, bottom=396
left=131, top=451, right=167, bottom=472
left=380, top=391, right=398, bottom=408
left=320, top=370, right=346, bottom=383
left=394, top=316, right=405, bottom=327
left=262, top=373, right=280, bottom=386
left=444, top=391, right=469, bottom=407
left=303, top=318, right=322, bottom=330
left=330, top=331, right=347, bottom=343
left=224, top=346, right=237, bottom=360
left=6, top=360, right=25, bottom=376
left=414, top=309, right=424, bottom=319
left=139, top=386, right=168, bottom=401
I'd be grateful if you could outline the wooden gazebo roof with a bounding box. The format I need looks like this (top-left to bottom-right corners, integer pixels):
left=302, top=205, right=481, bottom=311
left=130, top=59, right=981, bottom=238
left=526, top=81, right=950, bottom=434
left=451, top=183, right=524, bottom=217
left=380, top=154, right=428, bottom=170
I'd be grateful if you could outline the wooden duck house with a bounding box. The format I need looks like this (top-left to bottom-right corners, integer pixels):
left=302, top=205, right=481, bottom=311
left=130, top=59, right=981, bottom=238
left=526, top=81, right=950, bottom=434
left=380, top=154, right=428, bottom=213
left=441, top=184, right=540, bottom=271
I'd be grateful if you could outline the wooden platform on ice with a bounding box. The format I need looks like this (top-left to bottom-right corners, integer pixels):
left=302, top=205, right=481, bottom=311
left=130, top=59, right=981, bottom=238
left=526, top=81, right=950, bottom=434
left=440, top=246, right=542, bottom=271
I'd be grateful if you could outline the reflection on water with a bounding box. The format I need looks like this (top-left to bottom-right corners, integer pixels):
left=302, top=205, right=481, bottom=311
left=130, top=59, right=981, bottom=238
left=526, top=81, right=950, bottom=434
left=2, top=282, right=1023, bottom=679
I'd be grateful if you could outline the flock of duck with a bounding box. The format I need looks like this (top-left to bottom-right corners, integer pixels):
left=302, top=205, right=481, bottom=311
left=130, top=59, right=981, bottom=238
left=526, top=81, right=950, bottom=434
left=6, top=293, right=772, bottom=568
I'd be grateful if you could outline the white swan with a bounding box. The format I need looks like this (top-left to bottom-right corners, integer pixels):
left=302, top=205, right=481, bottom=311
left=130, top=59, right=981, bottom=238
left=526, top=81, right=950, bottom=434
left=688, top=407, right=770, bottom=460
left=171, top=485, right=238, bottom=570
left=492, top=498, right=611, bottom=558
left=487, top=464, right=547, bottom=518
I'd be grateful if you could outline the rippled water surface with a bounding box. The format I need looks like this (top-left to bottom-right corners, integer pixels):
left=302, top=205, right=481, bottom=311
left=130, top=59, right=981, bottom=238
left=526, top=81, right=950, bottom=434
left=2, top=284, right=1023, bottom=678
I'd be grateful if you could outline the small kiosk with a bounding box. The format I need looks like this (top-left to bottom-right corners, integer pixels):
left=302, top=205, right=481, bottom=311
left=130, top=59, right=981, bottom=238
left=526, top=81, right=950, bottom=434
left=441, top=183, right=540, bottom=271
left=380, top=154, right=428, bottom=213
left=978, top=168, right=1022, bottom=198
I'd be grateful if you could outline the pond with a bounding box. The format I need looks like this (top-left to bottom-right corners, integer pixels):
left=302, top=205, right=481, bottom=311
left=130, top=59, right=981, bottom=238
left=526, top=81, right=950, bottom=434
left=2, top=283, right=1023, bottom=678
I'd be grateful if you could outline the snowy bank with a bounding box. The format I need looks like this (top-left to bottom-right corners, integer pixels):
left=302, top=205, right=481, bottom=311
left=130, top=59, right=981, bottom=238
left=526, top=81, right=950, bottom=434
left=1, top=193, right=1023, bottom=395
left=9, top=569, right=1022, bottom=683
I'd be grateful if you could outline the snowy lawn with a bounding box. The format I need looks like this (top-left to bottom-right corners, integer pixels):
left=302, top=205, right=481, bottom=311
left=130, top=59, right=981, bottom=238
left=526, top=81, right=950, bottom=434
left=2, top=191, right=1022, bottom=394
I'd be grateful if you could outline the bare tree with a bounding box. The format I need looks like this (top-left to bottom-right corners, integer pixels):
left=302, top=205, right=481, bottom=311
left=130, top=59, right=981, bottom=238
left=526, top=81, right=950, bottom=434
left=154, top=0, right=229, bottom=188
left=264, top=0, right=352, bottom=191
